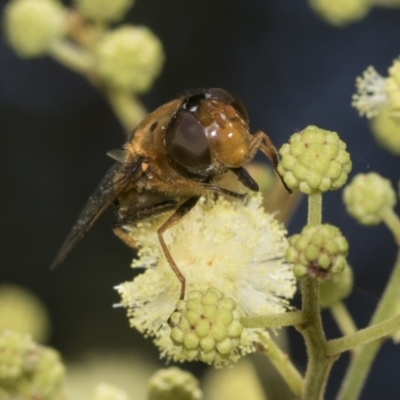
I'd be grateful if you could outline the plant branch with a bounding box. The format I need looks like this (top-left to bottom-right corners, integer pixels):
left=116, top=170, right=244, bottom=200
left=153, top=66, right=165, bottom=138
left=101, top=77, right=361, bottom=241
left=257, top=332, right=304, bottom=396
left=48, top=39, right=95, bottom=75
left=307, top=192, right=322, bottom=226
left=242, top=311, right=305, bottom=329
left=106, top=90, right=147, bottom=135
left=327, top=313, right=400, bottom=356
left=298, top=277, right=335, bottom=400
left=330, top=302, right=357, bottom=337
left=380, top=206, right=400, bottom=245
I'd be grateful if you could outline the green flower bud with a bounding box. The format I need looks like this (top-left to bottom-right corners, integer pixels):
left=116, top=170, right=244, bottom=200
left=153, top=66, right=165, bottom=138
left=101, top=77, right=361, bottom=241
left=74, top=0, right=134, bottom=23
left=148, top=367, right=202, bottom=400
left=0, top=331, right=33, bottom=383
left=277, top=126, right=352, bottom=195
left=286, top=224, right=349, bottom=280
left=4, top=0, right=66, bottom=58
left=0, top=284, right=50, bottom=344
left=308, top=0, right=370, bottom=26
left=319, top=264, right=353, bottom=308
left=343, top=173, right=396, bottom=225
left=92, top=383, right=129, bottom=400
left=169, top=288, right=243, bottom=366
left=95, top=25, right=164, bottom=93
left=16, top=346, right=65, bottom=399
left=370, top=106, right=400, bottom=156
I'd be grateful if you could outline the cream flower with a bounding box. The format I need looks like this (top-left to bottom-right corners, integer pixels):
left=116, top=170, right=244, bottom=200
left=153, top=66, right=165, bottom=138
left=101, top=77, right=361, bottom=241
left=352, top=66, right=387, bottom=118
left=116, top=194, right=296, bottom=366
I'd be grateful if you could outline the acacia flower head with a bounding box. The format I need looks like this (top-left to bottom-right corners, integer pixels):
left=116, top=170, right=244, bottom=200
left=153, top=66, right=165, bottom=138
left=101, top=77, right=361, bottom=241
left=4, top=0, right=67, bottom=58
left=95, top=25, right=164, bottom=93
left=352, top=66, right=388, bottom=118
left=116, top=194, right=296, bottom=367
left=308, top=0, right=370, bottom=26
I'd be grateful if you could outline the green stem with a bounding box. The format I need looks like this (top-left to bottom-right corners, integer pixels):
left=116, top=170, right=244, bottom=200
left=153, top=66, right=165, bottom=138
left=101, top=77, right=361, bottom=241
left=295, top=192, right=336, bottom=399
left=298, top=277, right=334, bottom=400
left=307, top=192, right=322, bottom=226
left=380, top=206, right=400, bottom=245
left=106, top=90, right=147, bottom=135
left=242, top=311, right=305, bottom=329
left=330, top=302, right=357, bottom=337
left=327, top=313, right=400, bottom=356
left=48, top=39, right=95, bottom=74
left=257, top=332, right=304, bottom=396
left=337, top=249, right=400, bottom=400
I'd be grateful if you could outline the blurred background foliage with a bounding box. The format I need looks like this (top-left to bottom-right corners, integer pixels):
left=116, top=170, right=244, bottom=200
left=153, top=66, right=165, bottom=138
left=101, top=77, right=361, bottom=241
left=1, top=0, right=400, bottom=399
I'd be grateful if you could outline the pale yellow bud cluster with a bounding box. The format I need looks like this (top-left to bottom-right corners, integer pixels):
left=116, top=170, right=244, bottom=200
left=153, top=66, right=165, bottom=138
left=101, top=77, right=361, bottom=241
left=4, top=0, right=164, bottom=95
left=0, top=284, right=50, bottom=343
left=286, top=224, right=349, bottom=280
left=385, top=59, right=400, bottom=119
left=74, top=0, right=134, bottom=23
left=169, top=289, right=243, bottom=366
left=319, top=264, right=353, bottom=308
left=308, top=0, right=370, bottom=26
left=277, top=126, right=351, bottom=195
left=343, top=173, right=397, bottom=225
left=353, top=60, right=400, bottom=154
left=95, top=26, right=164, bottom=93
left=370, top=106, right=400, bottom=155
left=0, top=330, right=65, bottom=399
left=92, top=383, right=129, bottom=400
left=4, top=0, right=67, bottom=57
left=148, top=367, right=202, bottom=400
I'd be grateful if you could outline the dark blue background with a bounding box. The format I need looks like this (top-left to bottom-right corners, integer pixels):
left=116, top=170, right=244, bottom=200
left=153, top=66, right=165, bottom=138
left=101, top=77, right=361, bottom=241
left=1, top=1, right=400, bottom=398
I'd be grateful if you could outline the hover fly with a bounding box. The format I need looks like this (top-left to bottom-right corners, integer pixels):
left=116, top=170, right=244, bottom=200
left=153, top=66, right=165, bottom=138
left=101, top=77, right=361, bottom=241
left=51, top=88, right=288, bottom=299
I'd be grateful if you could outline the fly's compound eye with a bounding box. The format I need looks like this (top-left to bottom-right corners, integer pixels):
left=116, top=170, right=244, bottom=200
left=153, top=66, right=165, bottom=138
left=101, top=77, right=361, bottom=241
left=207, top=88, right=249, bottom=123
left=165, top=110, right=212, bottom=170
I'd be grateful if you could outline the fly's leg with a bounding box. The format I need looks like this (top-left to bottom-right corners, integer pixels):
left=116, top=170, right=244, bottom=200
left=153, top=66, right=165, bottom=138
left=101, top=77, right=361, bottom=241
left=249, top=130, right=292, bottom=193
left=157, top=196, right=200, bottom=299
left=113, top=200, right=178, bottom=249
left=113, top=226, right=138, bottom=249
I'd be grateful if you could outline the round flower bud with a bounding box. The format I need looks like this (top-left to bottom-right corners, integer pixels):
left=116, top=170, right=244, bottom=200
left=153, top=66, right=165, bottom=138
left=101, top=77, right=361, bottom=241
left=15, top=346, right=65, bottom=399
left=95, top=25, right=164, bottom=93
left=4, top=0, right=67, bottom=58
left=370, top=106, right=400, bottom=155
left=286, top=224, right=349, bottom=280
left=74, top=0, right=134, bottom=23
left=0, top=284, right=50, bottom=344
left=343, top=173, right=396, bottom=225
left=319, top=264, right=353, bottom=308
left=169, top=288, right=243, bottom=366
left=0, top=331, right=33, bottom=382
left=385, top=59, right=400, bottom=119
left=92, top=383, right=129, bottom=400
left=277, top=126, right=352, bottom=195
left=308, top=0, right=370, bottom=26
left=148, top=367, right=202, bottom=400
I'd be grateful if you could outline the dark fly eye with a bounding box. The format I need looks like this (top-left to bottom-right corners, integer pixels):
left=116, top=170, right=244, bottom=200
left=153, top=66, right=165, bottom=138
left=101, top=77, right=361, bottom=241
left=206, top=88, right=249, bottom=122
left=165, top=111, right=211, bottom=170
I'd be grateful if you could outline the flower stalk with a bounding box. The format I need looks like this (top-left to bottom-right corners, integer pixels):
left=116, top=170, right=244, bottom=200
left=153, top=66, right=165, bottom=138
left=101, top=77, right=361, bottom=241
left=330, top=302, right=358, bottom=338
left=242, top=311, right=305, bottom=329
left=298, top=276, right=335, bottom=400
left=257, top=333, right=304, bottom=396
left=297, top=192, right=335, bottom=400
left=380, top=206, right=400, bottom=245
left=327, top=313, right=400, bottom=356
left=48, top=39, right=95, bottom=74
left=106, top=90, right=147, bottom=134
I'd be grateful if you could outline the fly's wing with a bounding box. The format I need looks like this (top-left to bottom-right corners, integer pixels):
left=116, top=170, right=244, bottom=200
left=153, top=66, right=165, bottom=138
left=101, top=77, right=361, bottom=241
left=50, top=159, right=143, bottom=270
